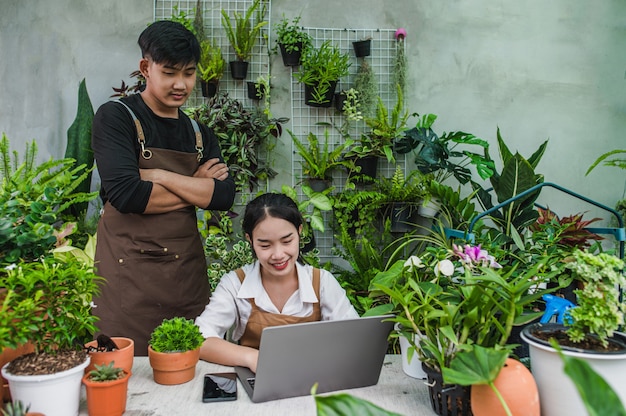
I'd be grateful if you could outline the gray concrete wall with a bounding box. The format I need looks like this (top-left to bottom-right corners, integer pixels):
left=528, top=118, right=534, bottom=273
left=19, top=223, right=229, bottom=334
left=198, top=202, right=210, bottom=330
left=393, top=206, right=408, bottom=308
left=1, top=0, right=625, bottom=222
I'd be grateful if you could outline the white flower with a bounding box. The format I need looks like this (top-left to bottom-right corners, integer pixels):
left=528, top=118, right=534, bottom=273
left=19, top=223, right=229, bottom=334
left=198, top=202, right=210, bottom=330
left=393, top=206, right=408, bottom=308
left=434, top=259, right=455, bottom=277
left=4, top=263, right=17, bottom=270
left=404, top=256, right=423, bottom=271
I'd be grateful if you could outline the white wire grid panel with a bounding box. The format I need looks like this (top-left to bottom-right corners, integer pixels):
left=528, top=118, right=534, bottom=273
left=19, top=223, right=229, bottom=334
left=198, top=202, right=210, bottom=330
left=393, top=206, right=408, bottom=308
left=290, top=28, right=407, bottom=260
left=154, top=0, right=271, bottom=109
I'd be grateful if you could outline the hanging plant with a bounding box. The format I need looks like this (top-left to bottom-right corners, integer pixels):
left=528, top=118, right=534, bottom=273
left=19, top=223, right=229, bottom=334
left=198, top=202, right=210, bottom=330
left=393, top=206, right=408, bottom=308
left=393, top=28, right=407, bottom=97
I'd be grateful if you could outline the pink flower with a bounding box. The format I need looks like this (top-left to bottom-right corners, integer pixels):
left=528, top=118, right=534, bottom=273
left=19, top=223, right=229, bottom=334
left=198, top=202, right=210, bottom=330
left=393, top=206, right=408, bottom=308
left=452, top=244, right=502, bottom=269
left=395, top=28, right=407, bottom=40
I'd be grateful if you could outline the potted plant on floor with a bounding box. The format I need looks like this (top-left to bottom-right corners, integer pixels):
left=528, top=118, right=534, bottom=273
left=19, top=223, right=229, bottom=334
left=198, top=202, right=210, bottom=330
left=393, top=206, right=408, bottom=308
left=1, top=257, right=101, bottom=416
left=148, top=317, right=205, bottom=385
left=294, top=40, right=351, bottom=107
left=274, top=14, right=312, bottom=67
left=82, top=362, right=131, bottom=416
left=220, top=0, right=268, bottom=80
left=288, top=128, right=355, bottom=191
left=198, top=38, right=225, bottom=98
left=521, top=249, right=626, bottom=416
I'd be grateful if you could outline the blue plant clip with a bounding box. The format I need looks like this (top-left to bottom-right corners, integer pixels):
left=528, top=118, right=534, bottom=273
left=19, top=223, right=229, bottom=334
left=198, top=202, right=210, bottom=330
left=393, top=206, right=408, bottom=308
left=540, top=294, right=576, bottom=324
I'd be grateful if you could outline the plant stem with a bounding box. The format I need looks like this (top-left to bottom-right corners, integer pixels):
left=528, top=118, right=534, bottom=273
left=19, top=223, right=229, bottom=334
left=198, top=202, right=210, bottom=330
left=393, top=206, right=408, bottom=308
left=489, top=381, right=513, bottom=416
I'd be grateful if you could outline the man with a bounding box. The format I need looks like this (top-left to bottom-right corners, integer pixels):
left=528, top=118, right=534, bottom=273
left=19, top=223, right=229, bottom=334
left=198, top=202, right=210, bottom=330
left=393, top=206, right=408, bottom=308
left=91, top=20, right=235, bottom=355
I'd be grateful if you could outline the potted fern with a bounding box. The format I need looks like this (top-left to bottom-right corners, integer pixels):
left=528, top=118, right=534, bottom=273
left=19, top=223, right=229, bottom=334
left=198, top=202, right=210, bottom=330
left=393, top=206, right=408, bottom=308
left=288, top=128, right=355, bottom=190
left=294, top=40, right=351, bottom=107
left=220, top=0, right=268, bottom=79
left=148, top=317, right=205, bottom=385
left=82, top=362, right=131, bottom=416
left=198, top=38, right=225, bottom=98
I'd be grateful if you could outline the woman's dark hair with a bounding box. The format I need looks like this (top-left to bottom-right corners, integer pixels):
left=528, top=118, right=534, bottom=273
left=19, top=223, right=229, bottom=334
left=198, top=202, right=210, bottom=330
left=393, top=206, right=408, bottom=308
left=242, top=193, right=303, bottom=239
left=138, top=20, right=200, bottom=67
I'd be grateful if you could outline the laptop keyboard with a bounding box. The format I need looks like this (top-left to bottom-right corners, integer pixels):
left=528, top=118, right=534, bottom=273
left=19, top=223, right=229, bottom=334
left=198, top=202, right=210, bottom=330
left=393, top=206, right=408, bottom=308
left=247, top=377, right=256, bottom=390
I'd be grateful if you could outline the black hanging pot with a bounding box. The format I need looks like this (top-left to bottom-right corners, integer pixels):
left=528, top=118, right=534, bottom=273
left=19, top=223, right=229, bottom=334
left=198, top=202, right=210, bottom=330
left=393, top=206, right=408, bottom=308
left=422, top=363, right=472, bottom=416
left=304, top=81, right=338, bottom=108
left=279, top=42, right=303, bottom=67
left=229, top=61, right=249, bottom=80
left=352, top=39, right=372, bottom=58
left=349, top=156, right=378, bottom=183
left=247, top=82, right=265, bottom=100
left=200, top=81, right=218, bottom=98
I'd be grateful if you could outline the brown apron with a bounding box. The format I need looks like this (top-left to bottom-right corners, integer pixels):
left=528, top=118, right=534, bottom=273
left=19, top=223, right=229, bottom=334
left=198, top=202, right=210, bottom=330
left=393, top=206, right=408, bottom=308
left=236, top=268, right=322, bottom=349
left=93, top=105, right=209, bottom=356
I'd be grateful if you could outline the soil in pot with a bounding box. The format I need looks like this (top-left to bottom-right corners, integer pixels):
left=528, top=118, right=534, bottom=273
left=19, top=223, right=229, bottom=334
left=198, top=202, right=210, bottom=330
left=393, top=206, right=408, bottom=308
left=5, top=350, right=87, bottom=375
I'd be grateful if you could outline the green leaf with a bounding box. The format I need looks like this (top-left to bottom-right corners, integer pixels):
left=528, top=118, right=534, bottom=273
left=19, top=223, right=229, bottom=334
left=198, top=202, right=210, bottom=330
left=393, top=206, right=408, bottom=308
left=553, top=341, right=626, bottom=416
left=315, top=390, right=403, bottom=416
left=442, top=345, right=508, bottom=386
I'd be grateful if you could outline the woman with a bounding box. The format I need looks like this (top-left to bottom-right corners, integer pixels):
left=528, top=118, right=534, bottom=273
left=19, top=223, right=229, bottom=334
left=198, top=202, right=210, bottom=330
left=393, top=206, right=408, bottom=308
left=195, top=193, right=358, bottom=372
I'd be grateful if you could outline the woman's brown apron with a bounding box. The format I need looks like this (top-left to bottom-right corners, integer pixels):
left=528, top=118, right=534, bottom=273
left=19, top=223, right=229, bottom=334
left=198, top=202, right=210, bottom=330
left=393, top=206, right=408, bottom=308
left=93, top=105, right=209, bottom=356
left=235, top=268, right=322, bottom=349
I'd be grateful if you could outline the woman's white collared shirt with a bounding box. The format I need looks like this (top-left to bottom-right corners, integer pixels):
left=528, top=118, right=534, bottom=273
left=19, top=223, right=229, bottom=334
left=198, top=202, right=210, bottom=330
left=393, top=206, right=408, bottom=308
left=195, top=261, right=359, bottom=341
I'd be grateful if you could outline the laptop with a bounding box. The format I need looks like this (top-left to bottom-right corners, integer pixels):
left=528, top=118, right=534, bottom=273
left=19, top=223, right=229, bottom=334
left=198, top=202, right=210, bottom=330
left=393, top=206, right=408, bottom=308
left=235, top=315, right=395, bottom=403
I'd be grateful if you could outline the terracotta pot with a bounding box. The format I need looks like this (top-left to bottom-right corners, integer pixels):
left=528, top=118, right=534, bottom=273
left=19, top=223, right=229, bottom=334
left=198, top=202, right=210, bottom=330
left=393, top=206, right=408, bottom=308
left=147, top=346, right=200, bottom=385
left=84, top=337, right=134, bottom=375
left=82, top=370, right=131, bottom=416
left=471, top=358, right=540, bottom=416
left=1, top=343, right=35, bottom=402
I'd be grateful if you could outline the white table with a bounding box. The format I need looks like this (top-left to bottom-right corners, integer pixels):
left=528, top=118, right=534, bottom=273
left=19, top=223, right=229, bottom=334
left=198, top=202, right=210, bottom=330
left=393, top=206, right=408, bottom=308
left=79, top=355, right=435, bottom=415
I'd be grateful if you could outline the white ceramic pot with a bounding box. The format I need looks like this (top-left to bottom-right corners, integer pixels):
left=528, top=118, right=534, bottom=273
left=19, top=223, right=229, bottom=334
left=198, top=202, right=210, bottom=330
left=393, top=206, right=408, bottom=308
left=418, top=198, right=441, bottom=219
left=1, top=357, right=90, bottom=416
left=395, top=323, right=426, bottom=379
left=521, top=324, right=626, bottom=416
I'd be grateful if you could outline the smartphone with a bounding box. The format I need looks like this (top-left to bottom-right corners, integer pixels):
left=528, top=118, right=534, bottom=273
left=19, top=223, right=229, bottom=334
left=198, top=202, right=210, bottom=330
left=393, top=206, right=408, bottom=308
left=202, top=372, right=238, bottom=402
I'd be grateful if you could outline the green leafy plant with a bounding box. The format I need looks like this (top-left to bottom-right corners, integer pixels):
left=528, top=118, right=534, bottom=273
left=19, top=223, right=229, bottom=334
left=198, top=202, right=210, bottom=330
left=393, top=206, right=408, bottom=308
left=198, top=39, right=225, bottom=84
left=565, top=249, right=626, bottom=347
left=202, top=210, right=254, bottom=291
left=220, top=0, right=268, bottom=62
left=370, top=244, right=559, bottom=372
left=281, top=184, right=333, bottom=234
left=353, top=59, right=378, bottom=118
left=1, top=400, right=32, bottom=416
left=274, top=14, right=312, bottom=54
left=0, top=256, right=101, bottom=355
left=586, top=149, right=626, bottom=174
left=289, top=129, right=354, bottom=181
left=313, top=384, right=402, bottom=416
left=64, top=79, right=95, bottom=218
left=149, top=317, right=205, bottom=353
left=0, top=135, right=98, bottom=266
left=472, top=129, right=549, bottom=239
left=186, top=93, right=288, bottom=192
left=294, top=40, right=351, bottom=105
left=86, top=361, right=125, bottom=382
left=346, top=87, right=409, bottom=163
left=396, top=113, right=494, bottom=185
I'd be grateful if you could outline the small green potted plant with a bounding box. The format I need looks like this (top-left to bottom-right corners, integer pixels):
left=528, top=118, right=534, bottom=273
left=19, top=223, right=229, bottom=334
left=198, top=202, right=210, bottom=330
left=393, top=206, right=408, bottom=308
left=220, top=0, right=268, bottom=79
left=294, top=40, right=351, bottom=107
left=281, top=184, right=333, bottom=252
left=274, top=14, right=312, bottom=66
left=148, top=317, right=205, bottom=385
left=288, top=128, right=355, bottom=190
left=198, top=38, right=226, bottom=98
left=82, top=361, right=131, bottom=416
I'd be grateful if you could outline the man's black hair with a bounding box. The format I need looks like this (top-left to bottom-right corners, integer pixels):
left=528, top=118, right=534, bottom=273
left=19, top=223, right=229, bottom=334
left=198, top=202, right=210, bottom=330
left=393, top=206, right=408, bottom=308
left=138, top=20, right=200, bottom=67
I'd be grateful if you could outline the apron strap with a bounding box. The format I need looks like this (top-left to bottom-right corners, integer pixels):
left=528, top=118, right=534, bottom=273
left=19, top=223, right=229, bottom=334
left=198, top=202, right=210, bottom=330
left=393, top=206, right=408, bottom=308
left=115, top=100, right=204, bottom=162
